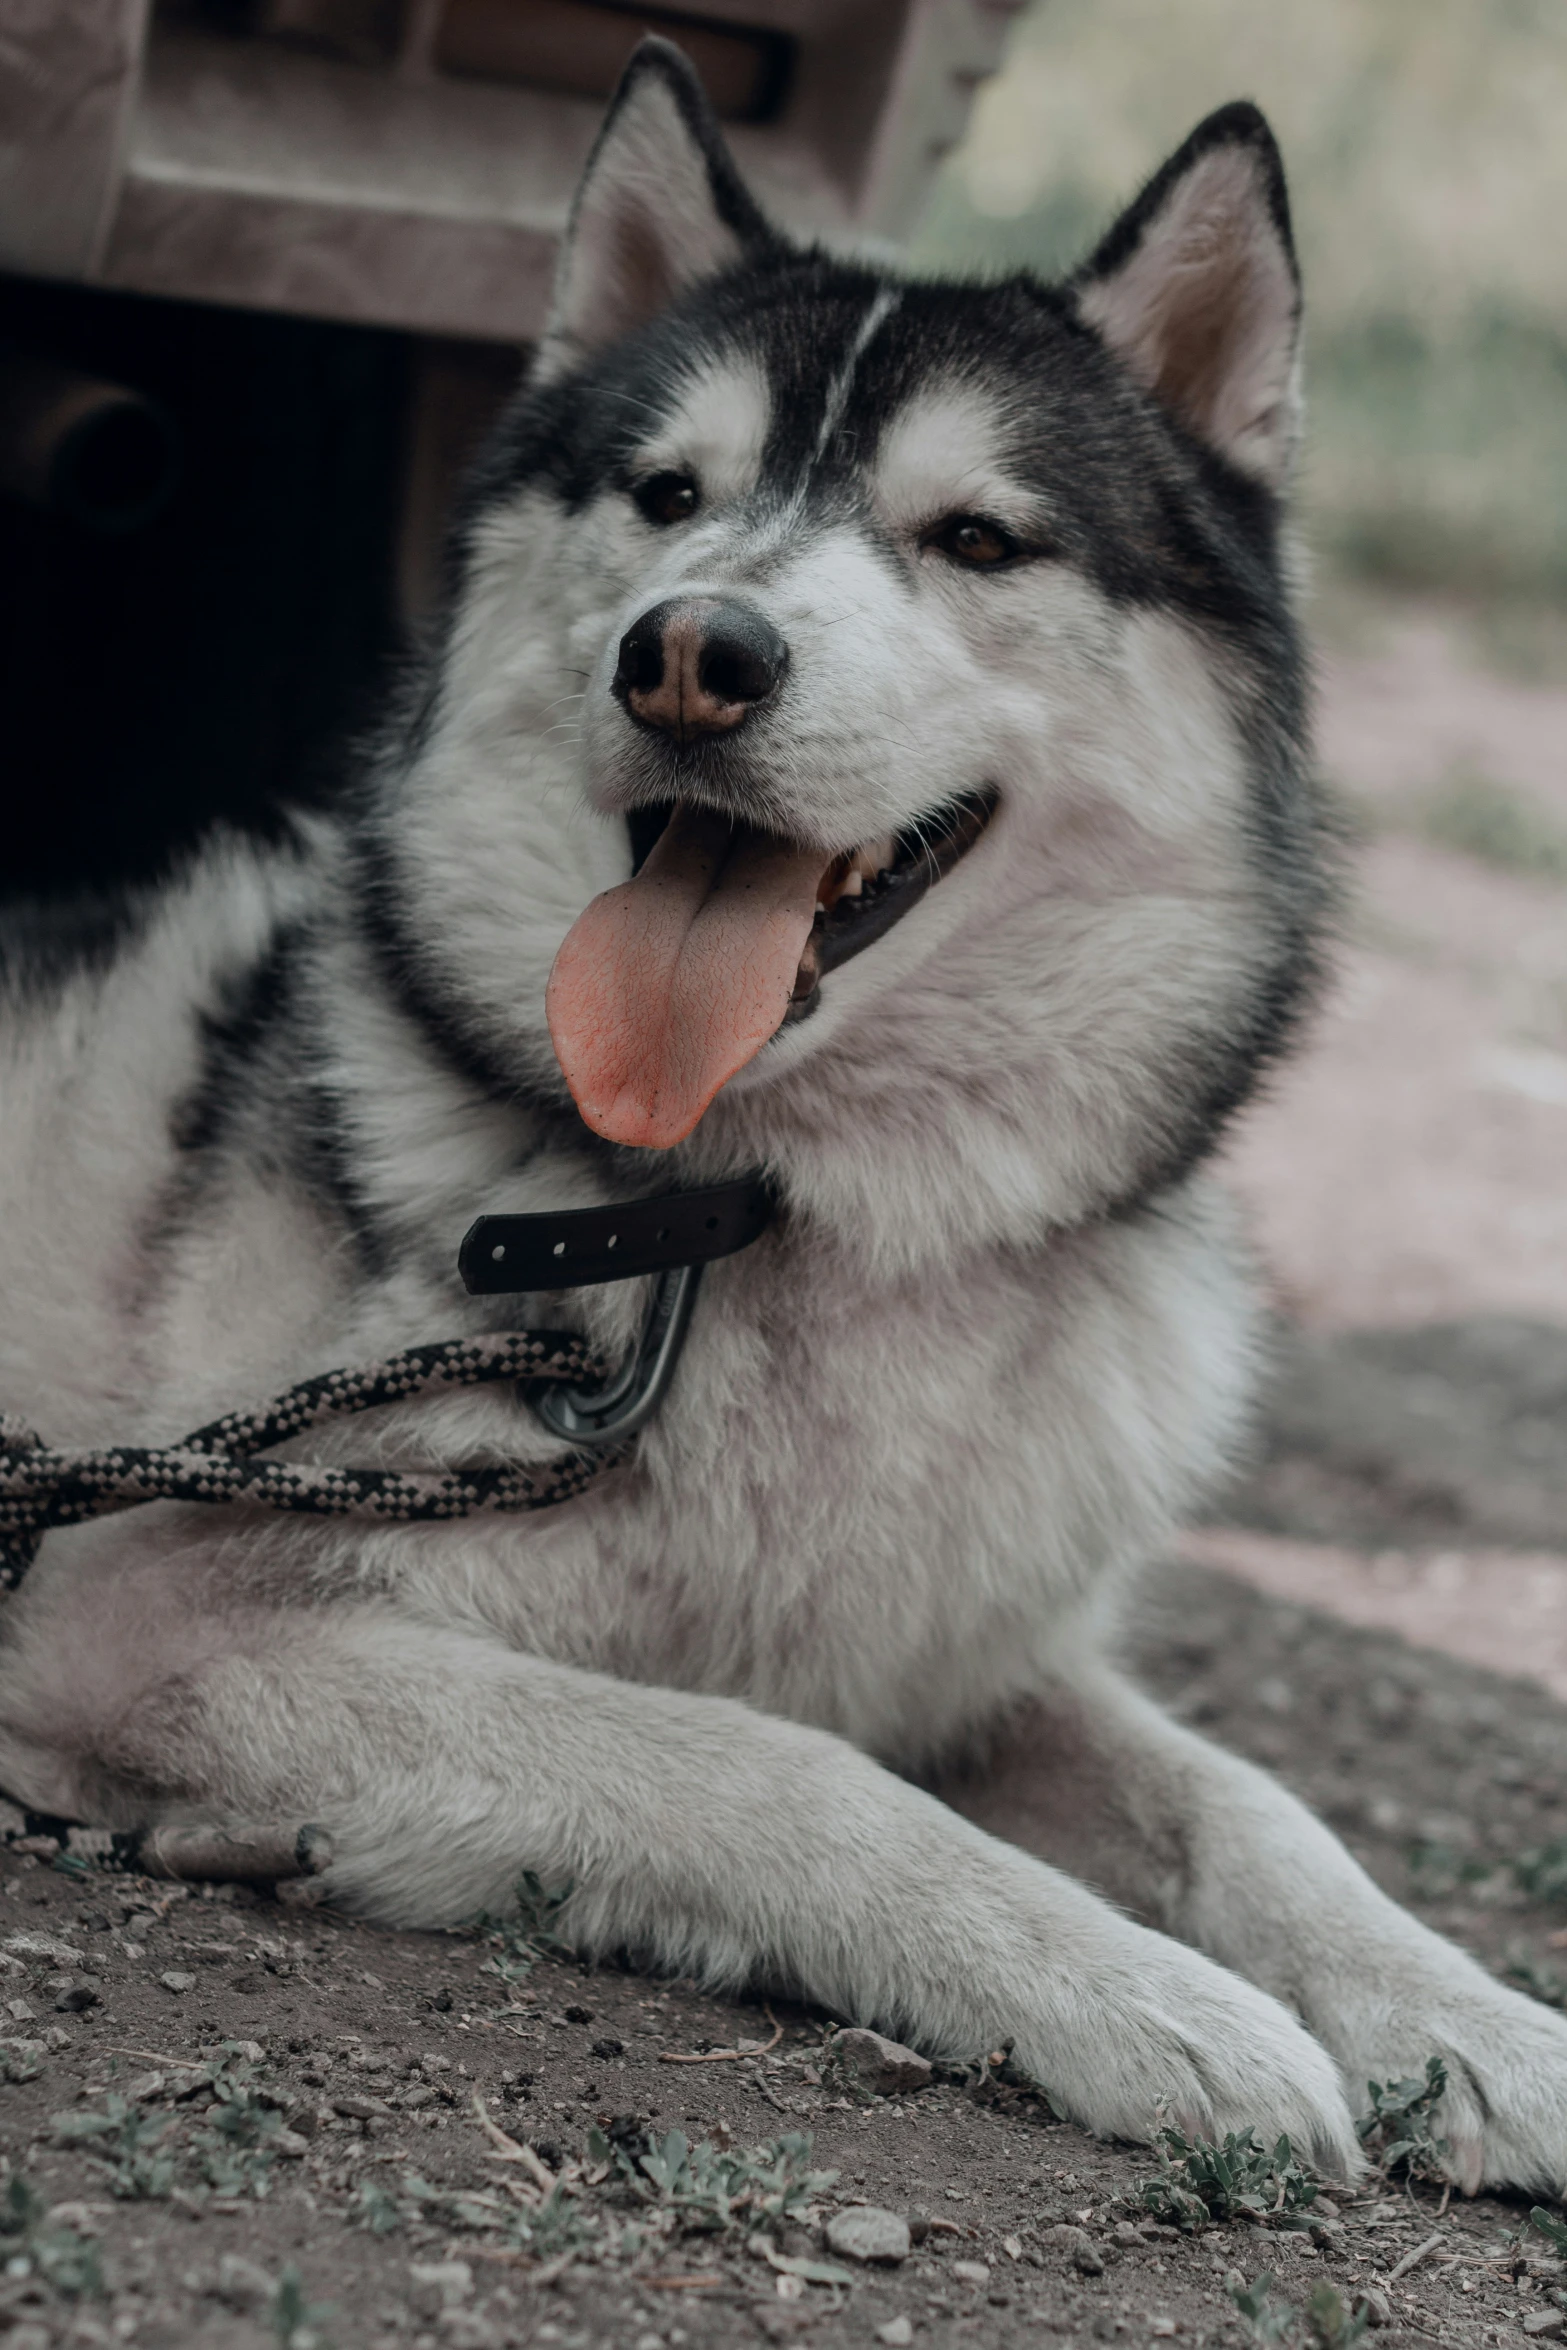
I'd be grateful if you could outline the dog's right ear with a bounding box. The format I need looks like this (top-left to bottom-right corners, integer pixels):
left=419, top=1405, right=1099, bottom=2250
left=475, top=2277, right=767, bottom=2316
left=1072, top=102, right=1301, bottom=488
left=535, top=39, right=776, bottom=382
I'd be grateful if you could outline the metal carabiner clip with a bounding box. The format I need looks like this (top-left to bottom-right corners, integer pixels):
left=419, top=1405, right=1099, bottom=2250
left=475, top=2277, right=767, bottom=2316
left=529, top=1261, right=702, bottom=1447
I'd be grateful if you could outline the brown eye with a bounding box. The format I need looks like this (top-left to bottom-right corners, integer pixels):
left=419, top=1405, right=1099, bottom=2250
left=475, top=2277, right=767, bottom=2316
left=928, top=515, right=1018, bottom=568
left=634, top=471, right=700, bottom=526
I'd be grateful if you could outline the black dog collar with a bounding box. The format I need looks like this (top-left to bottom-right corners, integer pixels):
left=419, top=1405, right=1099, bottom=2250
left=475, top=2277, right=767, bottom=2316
left=458, top=1174, right=774, bottom=1295
left=457, top=1176, right=775, bottom=1446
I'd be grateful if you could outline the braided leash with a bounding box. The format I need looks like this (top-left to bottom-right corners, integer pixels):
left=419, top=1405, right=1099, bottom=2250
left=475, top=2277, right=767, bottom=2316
left=0, top=1329, right=623, bottom=1592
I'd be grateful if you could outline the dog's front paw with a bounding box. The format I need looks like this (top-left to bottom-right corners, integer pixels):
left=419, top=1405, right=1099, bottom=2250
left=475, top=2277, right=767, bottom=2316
left=1013, top=1922, right=1361, bottom=2180
left=1336, top=1962, right=1567, bottom=2197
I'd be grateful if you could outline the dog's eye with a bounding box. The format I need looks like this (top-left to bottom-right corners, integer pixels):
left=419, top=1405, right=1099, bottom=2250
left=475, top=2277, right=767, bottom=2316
left=926, top=515, right=1018, bottom=569
left=634, top=472, right=700, bottom=526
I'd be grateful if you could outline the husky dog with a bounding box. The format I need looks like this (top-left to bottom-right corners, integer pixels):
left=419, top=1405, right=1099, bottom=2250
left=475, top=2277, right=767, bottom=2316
left=2, top=40, right=1565, bottom=2192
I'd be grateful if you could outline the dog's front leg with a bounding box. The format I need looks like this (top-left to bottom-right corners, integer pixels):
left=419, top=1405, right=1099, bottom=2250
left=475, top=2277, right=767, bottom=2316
left=32, top=1604, right=1360, bottom=2168
left=940, top=1663, right=1567, bottom=2194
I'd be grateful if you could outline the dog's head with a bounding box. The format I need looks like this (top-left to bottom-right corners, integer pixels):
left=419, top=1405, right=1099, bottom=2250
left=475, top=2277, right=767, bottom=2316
left=379, top=42, right=1331, bottom=1269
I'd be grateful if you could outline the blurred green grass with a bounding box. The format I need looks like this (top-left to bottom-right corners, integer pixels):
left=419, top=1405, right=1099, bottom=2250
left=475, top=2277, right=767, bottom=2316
left=1419, top=767, right=1567, bottom=881
left=912, top=0, right=1567, bottom=636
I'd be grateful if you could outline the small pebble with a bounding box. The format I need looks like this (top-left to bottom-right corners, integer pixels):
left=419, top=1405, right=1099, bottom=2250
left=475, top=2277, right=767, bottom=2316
left=1044, top=2223, right=1104, bottom=2276
left=160, top=1970, right=197, bottom=1994
left=213, top=2252, right=275, bottom=2310
left=408, top=2259, right=474, bottom=2317
left=875, top=2321, right=915, bottom=2347
left=824, top=2205, right=911, bottom=2265
left=828, top=2026, right=934, bottom=2098
left=952, top=2259, right=991, bottom=2287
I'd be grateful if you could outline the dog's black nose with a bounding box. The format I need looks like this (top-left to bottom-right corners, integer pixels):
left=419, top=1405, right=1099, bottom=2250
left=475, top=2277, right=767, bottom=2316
left=614, top=596, right=788, bottom=740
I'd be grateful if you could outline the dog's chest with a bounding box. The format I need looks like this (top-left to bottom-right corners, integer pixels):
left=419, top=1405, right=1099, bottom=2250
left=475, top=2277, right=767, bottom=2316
left=393, top=1207, right=1251, bottom=1759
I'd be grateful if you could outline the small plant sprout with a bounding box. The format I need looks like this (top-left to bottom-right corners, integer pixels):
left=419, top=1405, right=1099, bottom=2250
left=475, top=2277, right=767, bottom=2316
left=270, top=2262, right=335, bottom=2350
left=586, top=2124, right=837, bottom=2241
left=48, top=2045, right=290, bottom=2207
left=1138, top=2119, right=1318, bottom=2232
left=49, top=2095, right=178, bottom=2202
left=353, top=2178, right=402, bottom=2236
left=1229, top=2271, right=1298, bottom=2344
left=1356, top=2056, right=1451, bottom=2183
left=1229, top=2274, right=1374, bottom=2348
left=475, top=1868, right=576, bottom=1986
left=192, top=2051, right=289, bottom=2198
left=1512, top=1839, right=1567, bottom=1905
left=1304, top=2282, right=1373, bottom=2347
left=1529, top=2207, right=1567, bottom=2258
left=0, top=2172, right=104, bottom=2299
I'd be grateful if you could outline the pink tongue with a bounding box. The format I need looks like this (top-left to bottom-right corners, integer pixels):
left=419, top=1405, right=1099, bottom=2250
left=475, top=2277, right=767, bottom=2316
left=547, top=804, right=825, bottom=1149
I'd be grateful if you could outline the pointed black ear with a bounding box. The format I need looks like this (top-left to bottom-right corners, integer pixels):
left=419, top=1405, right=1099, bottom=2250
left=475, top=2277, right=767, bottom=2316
left=1072, top=103, right=1301, bottom=489
left=538, top=38, right=776, bottom=380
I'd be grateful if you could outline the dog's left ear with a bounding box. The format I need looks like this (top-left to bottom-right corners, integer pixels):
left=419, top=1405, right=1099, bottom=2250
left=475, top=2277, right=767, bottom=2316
left=1072, top=103, right=1300, bottom=489
left=537, top=38, right=776, bottom=380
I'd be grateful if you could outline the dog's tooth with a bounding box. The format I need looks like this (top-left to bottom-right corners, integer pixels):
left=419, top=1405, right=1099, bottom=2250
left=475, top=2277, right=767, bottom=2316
left=850, top=834, right=896, bottom=881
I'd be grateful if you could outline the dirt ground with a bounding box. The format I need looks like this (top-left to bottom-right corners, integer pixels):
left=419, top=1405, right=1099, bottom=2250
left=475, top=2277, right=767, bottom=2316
left=5, top=1543, right=1567, bottom=2350
left=2, top=600, right=1564, bottom=2350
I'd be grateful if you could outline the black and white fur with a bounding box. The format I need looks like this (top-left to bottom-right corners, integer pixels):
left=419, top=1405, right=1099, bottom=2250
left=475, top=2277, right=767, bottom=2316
left=3, top=42, right=1565, bottom=2190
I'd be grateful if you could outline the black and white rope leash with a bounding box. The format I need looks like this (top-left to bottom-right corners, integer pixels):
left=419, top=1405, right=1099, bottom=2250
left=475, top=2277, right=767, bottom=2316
left=0, top=1176, right=775, bottom=1594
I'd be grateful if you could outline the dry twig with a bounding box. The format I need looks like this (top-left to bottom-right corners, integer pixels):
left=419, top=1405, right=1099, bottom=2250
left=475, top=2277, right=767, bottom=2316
left=101, top=2046, right=199, bottom=2069
left=469, top=2090, right=557, bottom=2191
left=659, top=2006, right=783, bottom=2065
left=1387, top=2229, right=1446, bottom=2282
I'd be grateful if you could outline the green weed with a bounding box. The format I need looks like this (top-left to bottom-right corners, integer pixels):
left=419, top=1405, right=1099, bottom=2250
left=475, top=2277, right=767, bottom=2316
left=190, top=2055, right=287, bottom=2199
left=1357, top=2056, right=1450, bottom=2182
left=1513, top=1840, right=1567, bottom=1905
left=475, top=1868, right=576, bottom=1986
left=1230, top=2274, right=1371, bottom=2349
left=508, top=2179, right=603, bottom=2260
left=0, top=2171, right=103, bottom=2299
left=1529, top=2207, right=1567, bottom=2258
left=270, top=2261, right=335, bottom=2350
left=587, top=2124, right=837, bottom=2240
left=1137, top=2123, right=1318, bottom=2233
left=1230, top=2271, right=1299, bottom=2344
left=50, top=2094, right=178, bottom=2201
left=1303, top=2283, right=1373, bottom=2348
left=50, top=2047, right=288, bottom=2206
left=352, top=2179, right=402, bottom=2236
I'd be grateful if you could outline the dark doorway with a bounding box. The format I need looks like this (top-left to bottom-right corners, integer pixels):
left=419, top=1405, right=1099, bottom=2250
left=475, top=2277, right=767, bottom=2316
left=0, top=277, right=410, bottom=903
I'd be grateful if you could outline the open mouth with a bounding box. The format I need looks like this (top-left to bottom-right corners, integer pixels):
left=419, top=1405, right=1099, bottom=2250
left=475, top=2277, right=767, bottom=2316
left=783, top=785, right=998, bottom=1021
left=546, top=786, right=998, bottom=1150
